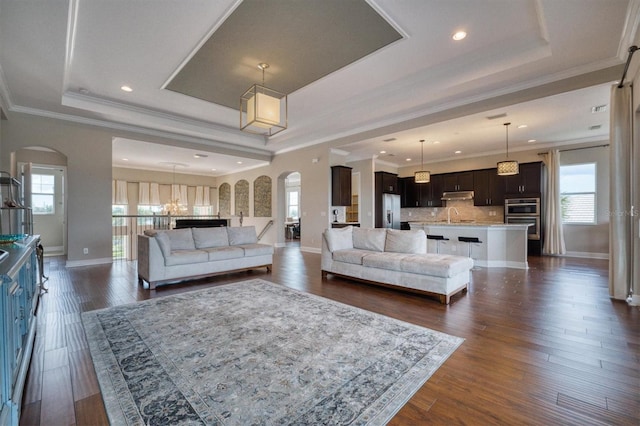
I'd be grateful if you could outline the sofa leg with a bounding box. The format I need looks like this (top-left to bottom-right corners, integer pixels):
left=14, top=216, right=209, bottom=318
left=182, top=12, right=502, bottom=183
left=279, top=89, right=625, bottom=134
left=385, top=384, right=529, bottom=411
left=149, top=281, right=156, bottom=291
left=439, top=294, right=450, bottom=305
left=266, top=265, right=272, bottom=273
left=321, top=270, right=328, bottom=278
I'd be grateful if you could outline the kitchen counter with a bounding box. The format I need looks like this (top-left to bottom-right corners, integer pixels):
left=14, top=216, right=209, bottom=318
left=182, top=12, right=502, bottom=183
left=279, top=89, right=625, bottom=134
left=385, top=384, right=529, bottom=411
left=409, top=222, right=530, bottom=269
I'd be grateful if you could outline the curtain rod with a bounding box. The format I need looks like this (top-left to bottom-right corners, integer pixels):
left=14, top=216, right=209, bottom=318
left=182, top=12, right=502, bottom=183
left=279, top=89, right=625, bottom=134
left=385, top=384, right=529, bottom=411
left=537, top=144, right=609, bottom=155
left=618, top=45, right=638, bottom=88
left=115, top=180, right=217, bottom=189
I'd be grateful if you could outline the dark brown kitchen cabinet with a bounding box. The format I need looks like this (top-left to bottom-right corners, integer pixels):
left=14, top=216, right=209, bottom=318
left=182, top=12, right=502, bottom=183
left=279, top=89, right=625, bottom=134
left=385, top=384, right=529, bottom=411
left=421, top=174, right=444, bottom=207
left=504, top=162, right=543, bottom=197
left=331, top=165, right=352, bottom=206
left=442, top=171, right=474, bottom=192
left=473, top=168, right=505, bottom=206
left=375, top=171, right=399, bottom=194
left=400, top=177, right=418, bottom=207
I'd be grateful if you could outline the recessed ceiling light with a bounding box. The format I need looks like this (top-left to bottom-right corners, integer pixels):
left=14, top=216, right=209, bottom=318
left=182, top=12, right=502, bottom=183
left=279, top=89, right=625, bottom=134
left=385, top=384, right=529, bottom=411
left=237, top=161, right=243, bottom=164
left=433, top=141, right=440, bottom=144
left=379, top=150, right=386, bottom=154
left=517, top=124, right=528, bottom=129
left=193, top=153, right=208, bottom=158
left=211, top=168, right=217, bottom=171
left=528, top=139, right=536, bottom=143
left=452, top=31, right=467, bottom=41
left=406, top=158, right=411, bottom=162
left=122, top=158, right=128, bottom=161
left=120, top=85, right=133, bottom=92
left=454, top=150, right=462, bottom=154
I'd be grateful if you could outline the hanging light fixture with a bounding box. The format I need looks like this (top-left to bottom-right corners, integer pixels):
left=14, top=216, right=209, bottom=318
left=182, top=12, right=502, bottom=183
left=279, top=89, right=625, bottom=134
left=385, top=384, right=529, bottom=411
left=163, top=163, right=188, bottom=216
left=240, top=63, right=287, bottom=136
left=414, top=139, right=431, bottom=183
left=497, top=122, right=519, bottom=176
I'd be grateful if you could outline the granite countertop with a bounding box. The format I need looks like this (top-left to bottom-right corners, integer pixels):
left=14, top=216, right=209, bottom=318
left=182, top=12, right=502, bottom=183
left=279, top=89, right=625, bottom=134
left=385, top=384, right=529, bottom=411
left=409, top=221, right=528, bottom=227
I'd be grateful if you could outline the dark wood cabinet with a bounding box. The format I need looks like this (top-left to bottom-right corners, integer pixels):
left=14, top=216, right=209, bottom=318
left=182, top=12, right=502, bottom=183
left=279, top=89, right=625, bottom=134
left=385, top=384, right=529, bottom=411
left=473, top=168, right=505, bottom=206
left=504, top=162, right=543, bottom=197
left=399, top=175, right=443, bottom=207
left=331, top=165, right=352, bottom=206
left=442, top=171, right=474, bottom=192
left=375, top=171, right=399, bottom=194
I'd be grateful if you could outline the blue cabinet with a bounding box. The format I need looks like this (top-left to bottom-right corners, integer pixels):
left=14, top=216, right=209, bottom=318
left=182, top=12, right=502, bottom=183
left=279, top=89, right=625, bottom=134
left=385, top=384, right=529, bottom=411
left=0, top=237, right=39, bottom=426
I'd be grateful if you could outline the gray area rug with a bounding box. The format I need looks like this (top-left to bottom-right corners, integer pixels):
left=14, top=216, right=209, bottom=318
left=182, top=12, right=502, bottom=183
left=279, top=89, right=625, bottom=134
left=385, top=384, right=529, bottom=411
left=82, top=279, right=463, bottom=425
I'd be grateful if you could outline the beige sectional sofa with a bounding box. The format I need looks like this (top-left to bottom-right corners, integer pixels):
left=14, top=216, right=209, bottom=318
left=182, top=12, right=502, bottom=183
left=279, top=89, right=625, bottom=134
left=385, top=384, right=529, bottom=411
left=321, top=226, right=473, bottom=304
left=137, top=226, right=273, bottom=290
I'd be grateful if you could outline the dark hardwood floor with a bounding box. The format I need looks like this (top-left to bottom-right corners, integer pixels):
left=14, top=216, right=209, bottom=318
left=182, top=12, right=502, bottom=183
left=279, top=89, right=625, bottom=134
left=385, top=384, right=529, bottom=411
left=20, top=249, right=639, bottom=425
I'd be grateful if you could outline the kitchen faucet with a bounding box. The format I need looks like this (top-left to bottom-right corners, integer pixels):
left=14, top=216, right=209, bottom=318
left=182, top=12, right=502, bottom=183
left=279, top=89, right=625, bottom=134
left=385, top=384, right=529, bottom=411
left=447, top=207, right=460, bottom=224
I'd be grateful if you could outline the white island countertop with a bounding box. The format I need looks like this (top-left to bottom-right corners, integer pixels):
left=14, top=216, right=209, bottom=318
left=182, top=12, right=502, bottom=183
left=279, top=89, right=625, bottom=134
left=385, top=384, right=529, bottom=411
left=409, top=222, right=531, bottom=269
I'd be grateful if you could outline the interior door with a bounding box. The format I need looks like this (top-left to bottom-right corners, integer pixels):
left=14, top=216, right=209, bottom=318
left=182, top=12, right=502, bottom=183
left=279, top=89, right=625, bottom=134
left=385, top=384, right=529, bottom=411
left=28, top=165, right=66, bottom=255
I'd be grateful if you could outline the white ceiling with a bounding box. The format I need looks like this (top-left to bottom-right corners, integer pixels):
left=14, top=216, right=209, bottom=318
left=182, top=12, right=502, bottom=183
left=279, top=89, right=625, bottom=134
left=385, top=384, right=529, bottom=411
left=1, top=0, right=639, bottom=174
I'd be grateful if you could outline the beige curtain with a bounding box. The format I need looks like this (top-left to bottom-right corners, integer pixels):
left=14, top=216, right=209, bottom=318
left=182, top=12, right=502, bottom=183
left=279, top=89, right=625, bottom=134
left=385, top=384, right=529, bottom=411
left=194, top=186, right=210, bottom=206
left=112, top=180, right=128, bottom=205
left=542, top=150, right=565, bottom=255
left=139, top=182, right=161, bottom=205
left=171, top=184, right=188, bottom=204
left=609, top=83, right=633, bottom=300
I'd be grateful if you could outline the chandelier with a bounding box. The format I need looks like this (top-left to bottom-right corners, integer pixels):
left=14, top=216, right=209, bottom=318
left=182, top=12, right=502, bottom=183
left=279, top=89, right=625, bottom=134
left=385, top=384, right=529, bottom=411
left=240, top=63, right=287, bottom=136
left=162, top=163, right=188, bottom=215
left=414, top=139, right=431, bottom=183
left=497, top=122, right=519, bottom=176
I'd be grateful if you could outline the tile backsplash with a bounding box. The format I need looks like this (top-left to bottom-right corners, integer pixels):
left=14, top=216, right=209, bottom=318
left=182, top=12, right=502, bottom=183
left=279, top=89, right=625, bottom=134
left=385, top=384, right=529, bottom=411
left=401, top=200, right=504, bottom=223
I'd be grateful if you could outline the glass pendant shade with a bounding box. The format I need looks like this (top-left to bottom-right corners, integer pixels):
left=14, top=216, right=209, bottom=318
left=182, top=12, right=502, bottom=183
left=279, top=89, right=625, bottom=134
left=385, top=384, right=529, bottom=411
left=414, top=170, right=431, bottom=183
left=497, top=160, right=519, bottom=176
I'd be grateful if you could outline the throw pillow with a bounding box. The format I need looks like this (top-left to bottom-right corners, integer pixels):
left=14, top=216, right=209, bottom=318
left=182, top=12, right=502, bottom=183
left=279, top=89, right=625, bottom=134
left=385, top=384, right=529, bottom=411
left=227, top=226, right=258, bottom=245
left=192, top=227, right=229, bottom=248
left=353, top=228, right=387, bottom=252
left=385, top=229, right=427, bottom=254
left=324, top=226, right=354, bottom=252
left=166, top=228, right=196, bottom=250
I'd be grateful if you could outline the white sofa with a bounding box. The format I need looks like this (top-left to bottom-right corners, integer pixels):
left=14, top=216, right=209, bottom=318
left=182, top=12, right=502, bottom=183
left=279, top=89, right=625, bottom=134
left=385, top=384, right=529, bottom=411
left=321, top=226, right=473, bottom=304
left=137, top=226, right=273, bottom=290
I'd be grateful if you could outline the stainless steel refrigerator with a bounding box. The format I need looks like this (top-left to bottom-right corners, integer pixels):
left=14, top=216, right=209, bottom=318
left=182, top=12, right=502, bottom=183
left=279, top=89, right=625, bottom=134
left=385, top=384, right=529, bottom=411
left=382, top=193, right=400, bottom=229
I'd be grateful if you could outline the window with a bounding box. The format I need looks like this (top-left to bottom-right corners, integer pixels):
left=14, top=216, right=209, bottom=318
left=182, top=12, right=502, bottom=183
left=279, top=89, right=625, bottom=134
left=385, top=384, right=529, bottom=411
left=560, top=163, right=596, bottom=224
left=32, top=174, right=55, bottom=214
left=193, top=206, right=213, bottom=216
left=287, top=190, right=299, bottom=218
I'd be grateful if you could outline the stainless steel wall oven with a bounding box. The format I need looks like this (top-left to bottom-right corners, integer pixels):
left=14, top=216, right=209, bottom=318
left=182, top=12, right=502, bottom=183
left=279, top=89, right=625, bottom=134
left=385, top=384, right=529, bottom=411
left=505, top=198, right=541, bottom=240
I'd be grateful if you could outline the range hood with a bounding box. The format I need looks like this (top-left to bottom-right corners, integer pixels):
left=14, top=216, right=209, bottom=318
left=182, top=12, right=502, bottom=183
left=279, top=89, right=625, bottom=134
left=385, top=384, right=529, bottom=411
left=441, top=191, right=474, bottom=201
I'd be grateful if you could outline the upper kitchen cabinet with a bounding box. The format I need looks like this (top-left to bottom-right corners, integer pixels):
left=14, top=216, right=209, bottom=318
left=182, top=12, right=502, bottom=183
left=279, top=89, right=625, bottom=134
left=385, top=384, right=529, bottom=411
left=442, top=171, right=474, bottom=192
left=400, top=177, right=418, bottom=207
left=473, top=168, right=505, bottom=206
left=331, top=165, right=352, bottom=206
left=420, top=174, right=444, bottom=207
left=375, top=171, right=399, bottom=194
left=504, top=162, right=544, bottom=197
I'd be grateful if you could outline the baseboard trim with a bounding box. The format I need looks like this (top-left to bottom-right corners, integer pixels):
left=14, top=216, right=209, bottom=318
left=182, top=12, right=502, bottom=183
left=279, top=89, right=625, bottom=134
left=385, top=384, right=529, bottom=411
left=563, top=251, right=609, bottom=260
left=274, top=242, right=287, bottom=248
left=66, top=257, right=113, bottom=268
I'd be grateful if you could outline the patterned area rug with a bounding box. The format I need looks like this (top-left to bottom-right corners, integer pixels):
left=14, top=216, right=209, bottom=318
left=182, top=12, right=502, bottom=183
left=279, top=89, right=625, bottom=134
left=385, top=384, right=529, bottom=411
left=82, top=279, right=463, bottom=425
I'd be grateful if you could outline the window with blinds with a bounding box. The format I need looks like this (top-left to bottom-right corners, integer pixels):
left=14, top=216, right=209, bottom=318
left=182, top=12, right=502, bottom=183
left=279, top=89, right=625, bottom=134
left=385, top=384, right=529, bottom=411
left=560, top=163, right=596, bottom=224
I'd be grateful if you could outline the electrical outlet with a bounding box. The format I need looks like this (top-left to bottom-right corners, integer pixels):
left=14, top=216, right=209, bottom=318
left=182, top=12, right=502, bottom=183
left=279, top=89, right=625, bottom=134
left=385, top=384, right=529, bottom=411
left=408, top=212, right=412, bottom=217
left=83, top=248, right=89, bottom=255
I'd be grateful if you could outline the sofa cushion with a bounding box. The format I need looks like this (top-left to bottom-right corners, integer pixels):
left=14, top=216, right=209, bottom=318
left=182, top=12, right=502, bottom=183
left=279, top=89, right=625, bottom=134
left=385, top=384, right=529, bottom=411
left=400, top=254, right=474, bottom=278
left=227, top=226, right=258, bottom=245
left=165, top=228, right=196, bottom=250
left=155, top=232, right=172, bottom=258
left=385, top=229, right=427, bottom=254
left=352, top=228, right=387, bottom=252
left=239, top=244, right=274, bottom=257
left=164, top=249, right=208, bottom=266
left=324, top=226, right=354, bottom=252
left=203, top=246, right=245, bottom=261
left=362, top=252, right=407, bottom=272
left=332, top=249, right=371, bottom=265
left=192, top=227, right=229, bottom=248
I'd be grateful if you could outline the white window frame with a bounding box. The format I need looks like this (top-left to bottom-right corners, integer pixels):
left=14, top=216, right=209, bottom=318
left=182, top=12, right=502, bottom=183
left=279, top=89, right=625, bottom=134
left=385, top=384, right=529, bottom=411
left=560, top=162, right=597, bottom=225
left=286, top=187, right=300, bottom=219
left=32, top=173, right=56, bottom=215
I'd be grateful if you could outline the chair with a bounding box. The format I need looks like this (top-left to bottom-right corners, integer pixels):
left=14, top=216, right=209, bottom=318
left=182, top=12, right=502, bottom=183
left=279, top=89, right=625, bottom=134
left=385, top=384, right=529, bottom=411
left=426, top=234, right=449, bottom=254
left=458, top=236, right=482, bottom=259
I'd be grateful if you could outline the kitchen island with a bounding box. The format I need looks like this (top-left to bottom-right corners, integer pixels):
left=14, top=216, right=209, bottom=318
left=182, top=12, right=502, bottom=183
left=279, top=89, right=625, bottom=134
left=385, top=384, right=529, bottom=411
left=409, top=222, right=531, bottom=269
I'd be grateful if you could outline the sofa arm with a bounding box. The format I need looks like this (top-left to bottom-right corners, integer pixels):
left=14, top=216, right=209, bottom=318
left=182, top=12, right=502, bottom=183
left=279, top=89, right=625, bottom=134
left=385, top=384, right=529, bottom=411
left=137, top=234, right=165, bottom=288
left=321, top=232, right=334, bottom=273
